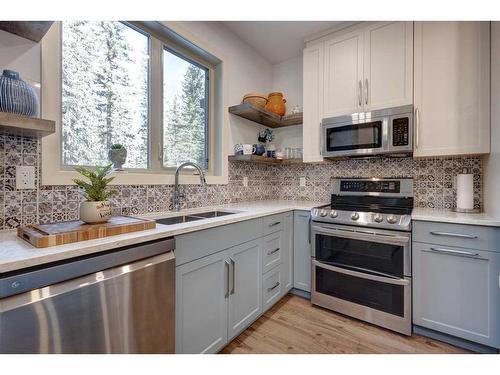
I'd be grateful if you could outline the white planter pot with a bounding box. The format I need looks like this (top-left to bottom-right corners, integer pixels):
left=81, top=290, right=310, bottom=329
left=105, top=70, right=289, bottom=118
left=79, top=201, right=112, bottom=224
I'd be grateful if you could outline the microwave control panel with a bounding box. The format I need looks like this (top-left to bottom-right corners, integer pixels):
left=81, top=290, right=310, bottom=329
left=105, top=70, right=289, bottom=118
left=392, top=117, right=409, bottom=146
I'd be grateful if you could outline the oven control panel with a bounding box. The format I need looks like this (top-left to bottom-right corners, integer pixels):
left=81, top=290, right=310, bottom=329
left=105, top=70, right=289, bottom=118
left=340, top=180, right=400, bottom=193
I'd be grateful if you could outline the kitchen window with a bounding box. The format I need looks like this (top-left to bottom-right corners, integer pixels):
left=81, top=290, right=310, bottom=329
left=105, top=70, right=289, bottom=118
left=43, top=21, right=226, bottom=185
left=61, top=21, right=150, bottom=169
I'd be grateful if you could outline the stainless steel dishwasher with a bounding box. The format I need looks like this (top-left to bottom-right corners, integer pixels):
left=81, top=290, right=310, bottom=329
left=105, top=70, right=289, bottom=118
left=0, top=238, right=175, bottom=354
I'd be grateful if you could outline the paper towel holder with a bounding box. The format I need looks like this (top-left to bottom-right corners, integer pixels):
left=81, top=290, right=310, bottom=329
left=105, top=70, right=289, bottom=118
left=453, top=167, right=481, bottom=213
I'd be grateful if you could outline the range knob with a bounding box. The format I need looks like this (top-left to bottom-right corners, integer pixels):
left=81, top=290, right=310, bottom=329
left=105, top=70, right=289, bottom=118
left=387, top=215, right=398, bottom=224
left=350, top=212, right=360, bottom=221
left=374, top=214, right=384, bottom=223
left=320, top=209, right=328, bottom=217
left=329, top=210, right=338, bottom=218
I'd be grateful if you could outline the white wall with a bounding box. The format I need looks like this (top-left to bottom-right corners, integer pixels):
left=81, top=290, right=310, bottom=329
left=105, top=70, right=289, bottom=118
left=271, top=55, right=304, bottom=149
left=484, top=22, right=500, bottom=216
left=0, top=29, right=40, bottom=98
left=177, top=22, right=273, bottom=151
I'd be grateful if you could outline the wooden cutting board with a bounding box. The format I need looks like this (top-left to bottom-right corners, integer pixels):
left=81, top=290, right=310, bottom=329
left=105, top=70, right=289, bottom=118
left=17, top=216, right=156, bottom=248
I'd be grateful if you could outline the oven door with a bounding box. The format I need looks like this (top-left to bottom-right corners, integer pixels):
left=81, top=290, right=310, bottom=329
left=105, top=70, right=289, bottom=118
left=312, top=260, right=411, bottom=335
left=311, top=223, right=411, bottom=278
left=322, top=118, right=387, bottom=158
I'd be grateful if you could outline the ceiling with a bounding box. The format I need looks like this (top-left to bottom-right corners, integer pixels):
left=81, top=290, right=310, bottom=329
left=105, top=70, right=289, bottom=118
left=223, top=21, right=344, bottom=64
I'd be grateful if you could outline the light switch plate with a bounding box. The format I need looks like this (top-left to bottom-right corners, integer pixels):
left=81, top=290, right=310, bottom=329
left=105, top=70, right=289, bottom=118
left=243, top=176, right=248, bottom=187
left=299, top=177, right=306, bottom=187
left=16, top=166, right=36, bottom=189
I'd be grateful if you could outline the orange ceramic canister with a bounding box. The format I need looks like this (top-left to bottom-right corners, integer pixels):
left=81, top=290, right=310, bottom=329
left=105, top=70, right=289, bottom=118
left=265, top=92, right=286, bottom=116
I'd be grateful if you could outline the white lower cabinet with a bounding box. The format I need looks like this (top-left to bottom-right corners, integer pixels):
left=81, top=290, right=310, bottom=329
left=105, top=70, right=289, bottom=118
left=175, top=250, right=229, bottom=354
left=293, top=211, right=311, bottom=292
left=413, top=223, right=500, bottom=349
left=227, top=240, right=262, bottom=340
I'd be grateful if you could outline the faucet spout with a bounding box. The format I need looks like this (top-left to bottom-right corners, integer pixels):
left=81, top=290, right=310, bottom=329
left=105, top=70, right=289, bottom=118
left=173, top=162, right=206, bottom=211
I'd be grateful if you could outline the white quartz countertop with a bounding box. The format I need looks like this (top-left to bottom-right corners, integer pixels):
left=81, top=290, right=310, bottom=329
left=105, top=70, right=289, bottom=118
left=412, top=208, right=500, bottom=227
left=0, top=200, right=324, bottom=274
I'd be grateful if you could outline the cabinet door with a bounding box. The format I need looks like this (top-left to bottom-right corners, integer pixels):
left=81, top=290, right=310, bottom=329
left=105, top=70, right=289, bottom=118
left=227, top=239, right=262, bottom=340
left=175, top=250, right=229, bottom=354
left=413, top=242, right=500, bottom=348
left=364, top=22, right=413, bottom=111
left=282, top=212, right=294, bottom=294
left=303, top=42, right=324, bottom=162
left=323, top=29, right=364, bottom=118
left=414, top=22, right=490, bottom=157
left=293, top=211, right=312, bottom=293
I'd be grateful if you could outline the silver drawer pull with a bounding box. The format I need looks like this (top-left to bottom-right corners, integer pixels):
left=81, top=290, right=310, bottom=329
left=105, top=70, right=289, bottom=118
left=267, top=282, right=280, bottom=292
left=267, top=248, right=280, bottom=255
left=268, top=221, right=281, bottom=227
left=429, top=247, right=480, bottom=258
left=430, top=231, right=478, bottom=239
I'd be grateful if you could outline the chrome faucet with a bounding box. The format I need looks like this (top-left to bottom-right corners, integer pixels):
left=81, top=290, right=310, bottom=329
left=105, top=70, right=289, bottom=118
left=173, top=162, right=206, bottom=211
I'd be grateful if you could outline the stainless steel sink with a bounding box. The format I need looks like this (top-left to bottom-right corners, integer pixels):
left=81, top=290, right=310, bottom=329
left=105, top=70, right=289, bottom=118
left=155, top=210, right=236, bottom=225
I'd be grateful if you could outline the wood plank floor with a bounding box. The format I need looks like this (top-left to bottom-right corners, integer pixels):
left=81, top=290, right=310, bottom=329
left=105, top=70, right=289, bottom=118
left=222, top=294, right=470, bottom=354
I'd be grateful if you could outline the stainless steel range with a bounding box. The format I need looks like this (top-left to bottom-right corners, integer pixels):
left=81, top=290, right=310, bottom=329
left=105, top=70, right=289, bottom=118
left=310, top=178, right=413, bottom=335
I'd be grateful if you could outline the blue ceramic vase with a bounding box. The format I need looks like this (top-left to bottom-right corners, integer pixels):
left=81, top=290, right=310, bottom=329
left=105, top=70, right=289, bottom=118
left=0, top=69, right=39, bottom=117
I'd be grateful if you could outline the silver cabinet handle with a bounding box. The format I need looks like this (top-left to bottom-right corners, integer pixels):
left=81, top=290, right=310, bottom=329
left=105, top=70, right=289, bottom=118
left=230, top=258, right=235, bottom=295
left=267, top=248, right=280, bottom=255
left=267, top=282, right=280, bottom=292
left=268, top=221, right=281, bottom=227
left=358, top=80, right=362, bottom=107
left=308, top=216, right=311, bottom=244
left=364, top=78, right=369, bottom=105
left=428, top=247, right=480, bottom=258
left=430, top=231, right=478, bottom=239
left=224, top=260, right=230, bottom=298
left=415, top=107, right=420, bottom=149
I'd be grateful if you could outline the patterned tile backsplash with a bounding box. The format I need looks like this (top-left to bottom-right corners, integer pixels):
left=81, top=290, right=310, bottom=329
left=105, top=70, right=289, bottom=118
left=0, top=134, right=482, bottom=230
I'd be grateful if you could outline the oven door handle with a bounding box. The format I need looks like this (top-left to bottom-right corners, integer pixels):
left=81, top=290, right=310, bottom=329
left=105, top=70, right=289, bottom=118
left=311, top=225, right=410, bottom=246
left=312, top=260, right=410, bottom=286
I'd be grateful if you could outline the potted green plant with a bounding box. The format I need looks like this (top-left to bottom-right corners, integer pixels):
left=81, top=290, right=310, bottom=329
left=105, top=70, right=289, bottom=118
left=108, top=143, right=127, bottom=171
left=73, top=164, right=118, bottom=224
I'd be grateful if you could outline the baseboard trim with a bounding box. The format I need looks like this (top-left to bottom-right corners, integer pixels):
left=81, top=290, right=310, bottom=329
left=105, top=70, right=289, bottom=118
left=413, top=325, right=499, bottom=354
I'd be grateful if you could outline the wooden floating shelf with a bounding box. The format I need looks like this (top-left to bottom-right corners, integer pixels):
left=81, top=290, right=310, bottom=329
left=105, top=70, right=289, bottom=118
left=0, top=112, right=56, bottom=138
left=229, top=155, right=304, bottom=165
left=0, top=21, right=54, bottom=43
left=228, top=103, right=303, bottom=128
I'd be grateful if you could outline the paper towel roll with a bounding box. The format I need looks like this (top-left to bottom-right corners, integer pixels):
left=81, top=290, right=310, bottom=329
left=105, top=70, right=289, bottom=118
left=457, top=174, right=474, bottom=210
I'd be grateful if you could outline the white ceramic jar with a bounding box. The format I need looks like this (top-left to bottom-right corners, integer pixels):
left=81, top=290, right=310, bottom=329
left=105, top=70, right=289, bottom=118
left=80, top=201, right=112, bottom=224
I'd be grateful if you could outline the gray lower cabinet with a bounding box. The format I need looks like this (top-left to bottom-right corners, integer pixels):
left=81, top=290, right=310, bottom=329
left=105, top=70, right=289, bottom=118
left=227, top=240, right=262, bottom=340
left=282, top=212, right=294, bottom=293
left=175, top=250, right=229, bottom=354
left=293, top=211, right=311, bottom=292
left=413, top=222, right=500, bottom=349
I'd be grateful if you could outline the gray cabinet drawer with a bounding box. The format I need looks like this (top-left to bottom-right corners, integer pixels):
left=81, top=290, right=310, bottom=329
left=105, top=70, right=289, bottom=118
left=175, top=218, right=263, bottom=266
left=262, top=231, right=283, bottom=274
left=262, top=264, right=282, bottom=313
left=413, top=221, right=500, bottom=252
left=413, top=241, right=500, bottom=348
left=262, top=213, right=285, bottom=235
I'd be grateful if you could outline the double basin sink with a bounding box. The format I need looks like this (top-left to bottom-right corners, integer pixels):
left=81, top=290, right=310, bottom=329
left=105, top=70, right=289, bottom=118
left=155, top=210, right=236, bottom=225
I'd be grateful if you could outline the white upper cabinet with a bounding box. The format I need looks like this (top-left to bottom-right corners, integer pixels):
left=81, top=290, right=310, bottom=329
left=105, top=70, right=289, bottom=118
left=414, top=22, right=490, bottom=157
left=302, top=42, right=324, bottom=162
left=364, top=22, right=413, bottom=111
left=323, top=29, right=364, bottom=117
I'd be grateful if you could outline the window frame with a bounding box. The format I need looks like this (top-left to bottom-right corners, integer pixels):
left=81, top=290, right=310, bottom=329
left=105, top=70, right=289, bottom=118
left=59, top=21, right=153, bottom=171
left=41, top=21, right=229, bottom=185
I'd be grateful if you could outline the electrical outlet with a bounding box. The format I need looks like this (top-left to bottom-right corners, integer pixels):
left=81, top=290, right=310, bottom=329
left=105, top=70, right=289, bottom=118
left=16, top=166, right=36, bottom=190
left=299, top=177, right=306, bottom=187
left=243, top=176, right=248, bottom=187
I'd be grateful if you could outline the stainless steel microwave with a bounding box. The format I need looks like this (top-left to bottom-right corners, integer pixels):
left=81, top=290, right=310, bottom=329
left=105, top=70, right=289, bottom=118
left=321, top=105, right=413, bottom=159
